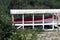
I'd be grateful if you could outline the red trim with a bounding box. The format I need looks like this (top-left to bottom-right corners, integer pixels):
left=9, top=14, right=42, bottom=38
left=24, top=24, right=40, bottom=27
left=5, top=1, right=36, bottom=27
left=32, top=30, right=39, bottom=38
left=14, top=18, right=22, bottom=21
left=44, top=16, right=52, bottom=19
left=24, top=18, right=32, bottom=21
left=14, top=16, right=53, bottom=22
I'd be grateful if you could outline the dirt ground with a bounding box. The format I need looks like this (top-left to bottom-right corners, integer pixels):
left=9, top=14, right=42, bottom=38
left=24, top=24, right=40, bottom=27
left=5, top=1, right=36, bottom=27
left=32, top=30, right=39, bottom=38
left=37, top=30, right=60, bottom=40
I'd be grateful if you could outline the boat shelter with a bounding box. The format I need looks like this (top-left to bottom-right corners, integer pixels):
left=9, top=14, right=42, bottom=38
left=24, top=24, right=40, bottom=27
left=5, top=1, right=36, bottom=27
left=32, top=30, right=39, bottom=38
left=10, top=9, right=60, bottom=30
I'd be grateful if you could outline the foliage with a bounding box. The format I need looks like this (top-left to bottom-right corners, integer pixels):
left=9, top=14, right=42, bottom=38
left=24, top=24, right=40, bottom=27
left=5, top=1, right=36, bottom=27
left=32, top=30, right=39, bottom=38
left=0, top=15, right=12, bottom=40
left=9, top=0, right=60, bottom=9
left=0, top=0, right=12, bottom=40
left=8, top=28, right=43, bottom=40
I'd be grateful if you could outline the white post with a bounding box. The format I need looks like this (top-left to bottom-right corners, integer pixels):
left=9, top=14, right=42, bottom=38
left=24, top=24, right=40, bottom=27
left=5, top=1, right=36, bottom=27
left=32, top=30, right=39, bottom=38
left=33, top=14, right=34, bottom=29
left=22, top=14, right=24, bottom=29
left=52, top=13, right=54, bottom=30
left=12, top=14, right=14, bottom=26
left=43, top=13, right=44, bottom=30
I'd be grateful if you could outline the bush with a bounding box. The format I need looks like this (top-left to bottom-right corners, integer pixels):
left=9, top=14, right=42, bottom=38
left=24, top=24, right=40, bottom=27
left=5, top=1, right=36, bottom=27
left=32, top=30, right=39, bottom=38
left=9, top=28, right=43, bottom=40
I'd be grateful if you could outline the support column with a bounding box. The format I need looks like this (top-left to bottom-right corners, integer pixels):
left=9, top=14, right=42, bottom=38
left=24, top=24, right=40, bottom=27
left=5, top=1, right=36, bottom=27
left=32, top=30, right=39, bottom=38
left=43, top=13, right=44, bottom=30
left=57, top=13, right=59, bottom=30
left=52, top=13, right=54, bottom=30
left=12, top=14, right=14, bottom=26
left=22, top=14, right=24, bottom=29
left=33, top=14, right=34, bottom=29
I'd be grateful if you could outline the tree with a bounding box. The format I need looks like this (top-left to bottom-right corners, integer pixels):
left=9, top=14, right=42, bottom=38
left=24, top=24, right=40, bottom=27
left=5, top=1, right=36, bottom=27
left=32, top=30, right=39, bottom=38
left=0, top=0, right=12, bottom=40
left=9, top=0, right=60, bottom=9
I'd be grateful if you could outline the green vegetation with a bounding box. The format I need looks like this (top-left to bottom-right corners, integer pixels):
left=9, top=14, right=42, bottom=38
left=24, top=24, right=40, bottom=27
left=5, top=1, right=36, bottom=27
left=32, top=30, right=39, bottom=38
left=8, top=28, right=44, bottom=40
left=0, top=0, right=60, bottom=40
left=9, top=0, right=60, bottom=9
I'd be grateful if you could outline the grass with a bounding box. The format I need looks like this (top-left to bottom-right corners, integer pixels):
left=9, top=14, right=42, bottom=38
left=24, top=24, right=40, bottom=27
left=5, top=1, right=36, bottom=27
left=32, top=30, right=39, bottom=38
left=8, top=27, right=44, bottom=40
